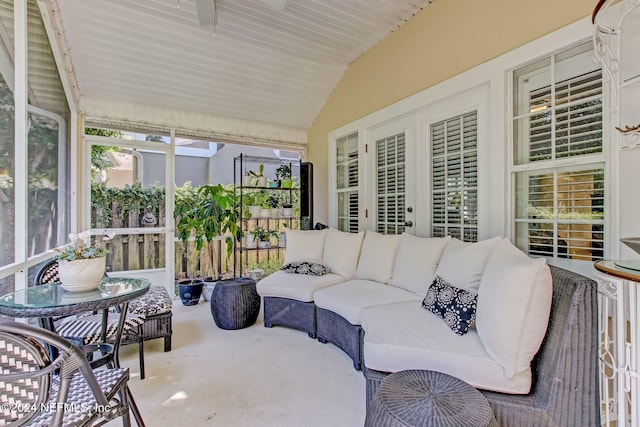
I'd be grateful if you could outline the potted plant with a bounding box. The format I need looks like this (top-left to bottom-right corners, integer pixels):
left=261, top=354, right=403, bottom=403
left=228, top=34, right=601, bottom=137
left=242, top=170, right=253, bottom=187
left=249, top=164, right=267, bottom=187
left=275, top=164, right=293, bottom=188
left=266, top=193, right=280, bottom=217
left=175, top=184, right=240, bottom=305
left=55, top=230, right=115, bottom=292
left=242, top=190, right=261, bottom=218
left=251, top=226, right=277, bottom=249
left=281, top=202, right=293, bottom=217
left=177, top=277, right=204, bottom=305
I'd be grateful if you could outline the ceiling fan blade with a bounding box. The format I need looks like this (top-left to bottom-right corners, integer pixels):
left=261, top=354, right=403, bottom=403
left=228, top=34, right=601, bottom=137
left=258, top=0, right=288, bottom=11
left=196, top=0, right=216, bottom=26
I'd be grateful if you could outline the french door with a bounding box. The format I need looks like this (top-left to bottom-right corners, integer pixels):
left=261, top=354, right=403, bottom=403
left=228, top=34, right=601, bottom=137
left=368, top=117, right=417, bottom=235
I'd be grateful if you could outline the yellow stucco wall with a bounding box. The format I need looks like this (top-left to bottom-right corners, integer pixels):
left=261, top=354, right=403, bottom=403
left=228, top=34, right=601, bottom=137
left=306, top=0, right=596, bottom=224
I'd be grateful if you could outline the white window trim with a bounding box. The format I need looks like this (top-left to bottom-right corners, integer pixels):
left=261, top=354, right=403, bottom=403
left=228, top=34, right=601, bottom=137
left=327, top=16, right=614, bottom=273
left=507, top=42, right=610, bottom=272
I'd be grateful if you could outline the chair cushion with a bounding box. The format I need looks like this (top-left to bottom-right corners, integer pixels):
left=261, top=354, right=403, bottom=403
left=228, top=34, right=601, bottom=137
left=256, top=271, right=347, bottom=302
left=434, top=237, right=502, bottom=293
left=322, top=228, right=365, bottom=278
left=128, top=285, right=173, bottom=316
left=283, top=229, right=328, bottom=265
left=390, top=234, right=451, bottom=296
left=361, top=301, right=532, bottom=394
left=313, top=279, right=420, bottom=325
left=476, top=239, right=552, bottom=378
left=55, top=311, right=145, bottom=346
left=355, top=232, right=401, bottom=283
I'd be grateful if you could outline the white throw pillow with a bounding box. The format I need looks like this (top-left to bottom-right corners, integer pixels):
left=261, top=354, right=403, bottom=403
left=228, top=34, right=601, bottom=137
left=322, top=228, right=365, bottom=278
left=354, top=231, right=401, bottom=283
left=434, top=237, right=502, bottom=293
left=390, top=234, right=452, bottom=296
left=476, top=239, right=553, bottom=378
left=283, top=229, right=328, bottom=265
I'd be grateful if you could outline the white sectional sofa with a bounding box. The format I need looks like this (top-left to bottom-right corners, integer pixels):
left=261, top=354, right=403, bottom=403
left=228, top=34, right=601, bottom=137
left=256, top=228, right=600, bottom=426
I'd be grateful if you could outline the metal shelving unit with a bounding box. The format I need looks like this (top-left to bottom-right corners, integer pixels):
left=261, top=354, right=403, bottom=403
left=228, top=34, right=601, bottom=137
left=233, top=154, right=301, bottom=277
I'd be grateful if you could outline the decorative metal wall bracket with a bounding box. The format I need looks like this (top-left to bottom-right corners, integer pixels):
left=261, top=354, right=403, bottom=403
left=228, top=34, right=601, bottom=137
left=593, top=0, right=640, bottom=149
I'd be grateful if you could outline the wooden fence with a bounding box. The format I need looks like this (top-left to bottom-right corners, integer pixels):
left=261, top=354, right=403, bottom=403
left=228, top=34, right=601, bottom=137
left=96, top=203, right=234, bottom=279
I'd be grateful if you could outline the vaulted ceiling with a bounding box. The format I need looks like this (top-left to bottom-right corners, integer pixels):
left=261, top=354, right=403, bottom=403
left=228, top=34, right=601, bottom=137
left=50, top=0, right=433, bottom=131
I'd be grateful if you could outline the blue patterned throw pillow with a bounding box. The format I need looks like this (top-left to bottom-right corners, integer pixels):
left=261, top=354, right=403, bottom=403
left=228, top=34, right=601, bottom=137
left=281, top=262, right=330, bottom=276
left=422, top=275, right=477, bottom=335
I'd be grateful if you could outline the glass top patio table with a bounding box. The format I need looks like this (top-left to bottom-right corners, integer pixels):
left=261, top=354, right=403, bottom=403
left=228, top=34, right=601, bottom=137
left=0, top=277, right=150, bottom=427
left=0, top=277, right=150, bottom=318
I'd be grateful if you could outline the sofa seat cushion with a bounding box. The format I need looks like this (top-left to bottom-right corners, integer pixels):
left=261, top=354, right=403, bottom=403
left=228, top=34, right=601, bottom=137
left=313, top=279, right=420, bottom=325
left=361, top=301, right=532, bottom=394
left=256, top=271, right=347, bottom=302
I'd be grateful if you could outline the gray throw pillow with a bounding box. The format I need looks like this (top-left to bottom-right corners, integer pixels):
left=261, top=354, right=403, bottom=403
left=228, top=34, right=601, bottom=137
left=280, top=262, right=330, bottom=276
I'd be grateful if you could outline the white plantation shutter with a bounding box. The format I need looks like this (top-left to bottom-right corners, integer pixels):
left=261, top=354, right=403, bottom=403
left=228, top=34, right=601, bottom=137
left=513, top=43, right=605, bottom=262
left=526, top=70, right=603, bottom=163
left=376, top=133, right=406, bottom=234
left=516, top=167, right=604, bottom=260
left=336, top=132, right=359, bottom=232
left=431, top=111, right=478, bottom=242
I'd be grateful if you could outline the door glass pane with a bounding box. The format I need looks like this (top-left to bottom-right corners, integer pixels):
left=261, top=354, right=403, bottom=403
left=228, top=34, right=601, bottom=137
left=431, top=111, right=478, bottom=241
left=336, top=132, right=358, bottom=232
left=376, top=133, right=405, bottom=235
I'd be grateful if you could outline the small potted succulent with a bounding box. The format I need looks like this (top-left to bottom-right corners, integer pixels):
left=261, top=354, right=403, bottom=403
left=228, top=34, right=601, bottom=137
left=55, top=230, right=115, bottom=292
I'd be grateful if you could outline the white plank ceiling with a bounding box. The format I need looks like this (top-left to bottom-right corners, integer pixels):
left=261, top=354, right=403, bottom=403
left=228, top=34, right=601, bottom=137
left=52, top=0, right=433, bottom=130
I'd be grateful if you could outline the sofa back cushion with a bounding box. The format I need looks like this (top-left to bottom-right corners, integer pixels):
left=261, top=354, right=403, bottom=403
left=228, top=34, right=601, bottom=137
left=283, top=229, right=328, bottom=265
left=390, top=234, right=451, bottom=296
left=476, top=239, right=552, bottom=378
left=434, top=237, right=501, bottom=293
left=322, top=229, right=365, bottom=278
left=355, top=231, right=400, bottom=283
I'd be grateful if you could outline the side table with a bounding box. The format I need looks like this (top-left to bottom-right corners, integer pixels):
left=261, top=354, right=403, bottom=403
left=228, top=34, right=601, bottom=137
left=365, top=370, right=497, bottom=427
left=210, top=278, right=260, bottom=330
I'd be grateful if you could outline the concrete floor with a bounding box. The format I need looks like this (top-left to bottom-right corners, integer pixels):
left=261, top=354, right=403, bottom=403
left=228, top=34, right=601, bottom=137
left=112, top=300, right=366, bottom=427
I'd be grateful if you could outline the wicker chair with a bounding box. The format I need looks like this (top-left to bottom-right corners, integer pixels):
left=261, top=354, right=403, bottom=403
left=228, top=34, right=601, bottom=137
left=34, top=259, right=148, bottom=379
left=0, top=320, right=140, bottom=426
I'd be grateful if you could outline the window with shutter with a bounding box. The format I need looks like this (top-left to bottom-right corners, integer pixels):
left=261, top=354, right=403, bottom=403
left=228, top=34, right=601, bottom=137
left=375, top=133, right=406, bottom=234
left=336, top=132, right=359, bottom=232
left=512, top=42, right=605, bottom=262
left=431, top=111, right=478, bottom=242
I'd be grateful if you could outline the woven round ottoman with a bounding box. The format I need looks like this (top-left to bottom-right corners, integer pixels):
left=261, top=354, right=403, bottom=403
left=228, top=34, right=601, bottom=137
left=365, top=370, right=497, bottom=427
left=210, top=278, right=260, bottom=330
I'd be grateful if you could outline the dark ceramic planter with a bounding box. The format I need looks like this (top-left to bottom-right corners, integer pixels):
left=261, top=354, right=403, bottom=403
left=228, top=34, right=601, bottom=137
left=178, top=279, right=203, bottom=306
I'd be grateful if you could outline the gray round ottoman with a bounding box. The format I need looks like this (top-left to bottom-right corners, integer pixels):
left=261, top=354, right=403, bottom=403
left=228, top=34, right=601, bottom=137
left=365, top=370, right=497, bottom=427
left=210, top=277, right=260, bottom=330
